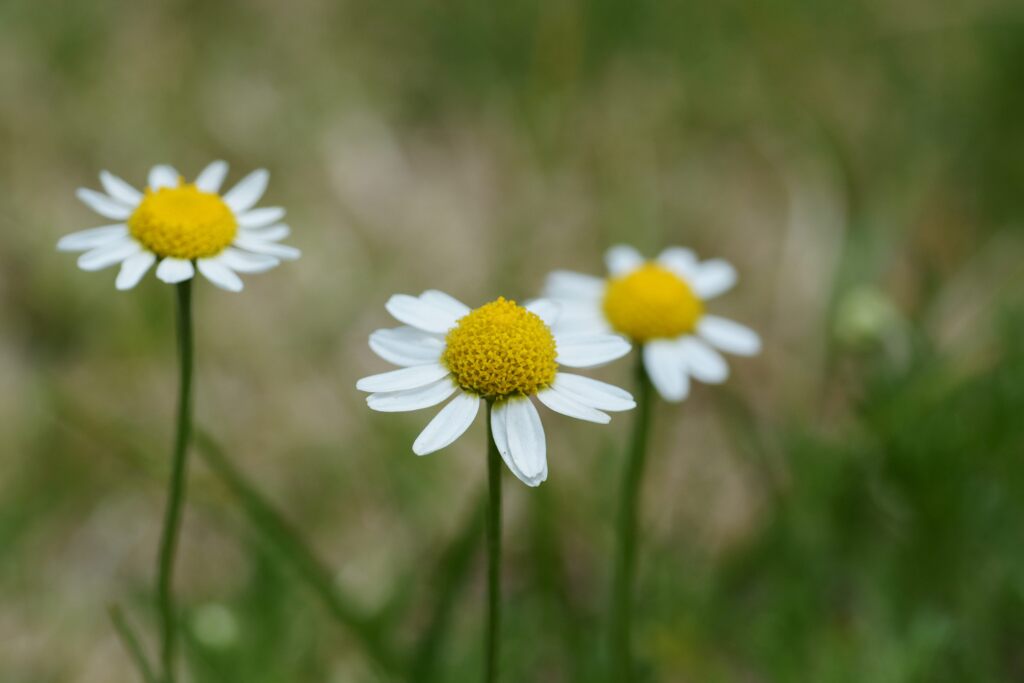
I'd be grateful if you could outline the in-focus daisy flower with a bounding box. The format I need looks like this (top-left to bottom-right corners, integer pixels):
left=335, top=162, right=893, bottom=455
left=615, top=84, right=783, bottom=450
left=544, top=245, right=761, bottom=401
left=357, top=292, right=635, bottom=486
left=57, top=162, right=300, bottom=291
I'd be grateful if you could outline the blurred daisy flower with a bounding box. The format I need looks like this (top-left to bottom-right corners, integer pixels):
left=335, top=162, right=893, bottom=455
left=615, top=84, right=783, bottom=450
left=544, top=245, right=761, bottom=401
left=357, top=292, right=635, bottom=486
left=57, top=162, right=300, bottom=291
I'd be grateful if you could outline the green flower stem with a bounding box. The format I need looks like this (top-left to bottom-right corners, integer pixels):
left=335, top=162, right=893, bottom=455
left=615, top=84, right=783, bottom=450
left=109, top=605, right=158, bottom=683
left=609, top=354, right=654, bottom=681
left=156, top=280, right=194, bottom=683
left=484, top=403, right=503, bottom=683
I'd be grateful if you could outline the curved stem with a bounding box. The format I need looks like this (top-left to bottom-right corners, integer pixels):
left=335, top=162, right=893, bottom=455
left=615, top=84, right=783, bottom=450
left=157, top=280, right=194, bottom=683
left=484, top=403, right=503, bottom=683
left=609, top=355, right=654, bottom=682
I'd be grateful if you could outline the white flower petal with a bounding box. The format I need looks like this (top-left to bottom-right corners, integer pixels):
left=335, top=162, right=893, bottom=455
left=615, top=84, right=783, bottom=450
left=690, top=259, right=737, bottom=299
left=643, top=341, right=689, bottom=402
left=57, top=225, right=128, bottom=252
left=77, top=238, right=141, bottom=271
left=148, top=165, right=180, bottom=190
left=550, top=303, right=612, bottom=335
left=223, top=169, right=269, bottom=213
left=552, top=373, right=635, bottom=412
left=76, top=188, right=133, bottom=220
left=554, top=333, right=631, bottom=368
left=99, top=171, right=143, bottom=206
left=240, top=224, right=290, bottom=242
left=195, top=160, right=228, bottom=193
left=197, top=258, right=244, bottom=292
left=678, top=337, right=729, bottom=383
left=213, top=248, right=279, bottom=273
left=605, top=245, right=644, bottom=276
left=543, top=270, right=606, bottom=301
left=366, top=377, right=457, bottom=413
left=657, top=247, right=699, bottom=279
left=537, top=388, right=610, bottom=424
left=232, top=235, right=300, bottom=260
left=413, top=391, right=481, bottom=455
left=490, top=401, right=526, bottom=483
left=115, top=251, right=156, bottom=290
left=697, top=316, right=762, bottom=356
left=525, top=299, right=559, bottom=326
left=418, top=290, right=471, bottom=318
left=356, top=363, right=451, bottom=393
left=385, top=294, right=460, bottom=334
left=504, top=398, right=548, bottom=487
left=369, top=327, right=445, bottom=367
left=237, top=207, right=286, bottom=228
left=155, top=257, right=195, bottom=284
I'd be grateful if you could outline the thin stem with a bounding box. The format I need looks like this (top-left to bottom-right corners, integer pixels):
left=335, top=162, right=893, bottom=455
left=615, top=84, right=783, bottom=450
left=484, top=403, right=503, bottom=683
left=109, top=605, right=159, bottom=683
left=609, top=355, right=654, bottom=682
left=156, top=280, right=194, bottom=683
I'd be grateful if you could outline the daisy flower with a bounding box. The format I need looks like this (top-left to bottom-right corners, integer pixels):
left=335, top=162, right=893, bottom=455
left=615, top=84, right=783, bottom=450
left=544, top=244, right=761, bottom=401
left=57, top=162, right=300, bottom=291
left=357, top=292, right=636, bottom=486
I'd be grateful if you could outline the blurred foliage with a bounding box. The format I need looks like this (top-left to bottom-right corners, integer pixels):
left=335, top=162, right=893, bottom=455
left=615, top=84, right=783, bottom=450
left=2, top=0, right=1024, bottom=681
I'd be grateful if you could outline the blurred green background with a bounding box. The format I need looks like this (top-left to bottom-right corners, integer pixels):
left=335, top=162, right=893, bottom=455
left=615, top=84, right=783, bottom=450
left=3, top=0, right=1024, bottom=681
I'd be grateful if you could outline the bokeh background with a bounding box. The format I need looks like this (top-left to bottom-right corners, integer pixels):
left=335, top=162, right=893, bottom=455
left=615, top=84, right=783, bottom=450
left=3, top=0, right=1024, bottom=681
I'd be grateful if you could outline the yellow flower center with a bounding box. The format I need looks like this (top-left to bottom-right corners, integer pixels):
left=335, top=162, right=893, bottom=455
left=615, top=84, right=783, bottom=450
left=442, top=297, right=558, bottom=398
left=603, top=263, right=704, bottom=342
left=128, top=183, right=237, bottom=259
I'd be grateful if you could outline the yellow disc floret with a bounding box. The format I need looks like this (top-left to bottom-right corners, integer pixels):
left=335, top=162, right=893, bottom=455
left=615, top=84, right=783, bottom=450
left=128, top=183, right=237, bottom=259
left=442, top=297, right=558, bottom=398
left=603, top=263, right=704, bottom=341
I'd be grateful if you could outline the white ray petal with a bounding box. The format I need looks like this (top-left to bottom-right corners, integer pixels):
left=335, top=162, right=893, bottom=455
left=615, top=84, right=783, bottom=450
left=240, top=224, right=290, bottom=242
left=504, top=398, right=548, bottom=487
left=697, top=316, right=761, bottom=356
left=76, top=188, right=133, bottom=220
left=78, top=238, right=141, bottom=271
left=419, top=290, right=471, bottom=318
left=544, top=270, right=606, bottom=301
left=57, top=225, right=128, bottom=252
left=413, top=391, right=481, bottom=455
left=213, top=248, right=279, bottom=273
left=605, top=245, right=644, bottom=276
left=99, top=171, right=142, bottom=205
left=643, top=340, right=689, bottom=402
left=537, top=388, right=609, bottom=424
left=232, top=235, right=300, bottom=260
left=197, top=258, right=244, bottom=292
left=678, top=337, right=729, bottom=383
left=552, top=373, right=635, bottom=412
left=155, top=257, right=195, bottom=284
left=148, top=165, right=180, bottom=190
left=366, top=377, right=457, bottom=413
left=357, top=363, right=451, bottom=393
left=490, top=401, right=528, bottom=484
left=223, top=169, right=269, bottom=213
left=657, top=247, right=699, bottom=279
left=385, top=294, right=460, bottom=334
left=554, top=333, right=631, bottom=368
left=369, top=327, right=445, bottom=367
left=115, top=251, right=156, bottom=290
left=237, top=207, right=286, bottom=228
left=690, top=259, right=737, bottom=299
left=525, top=299, right=559, bottom=326
left=195, top=160, right=228, bottom=193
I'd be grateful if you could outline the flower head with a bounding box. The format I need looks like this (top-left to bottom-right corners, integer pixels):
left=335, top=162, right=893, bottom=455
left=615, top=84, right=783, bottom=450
left=57, top=162, right=300, bottom=291
left=357, top=291, right=636, bottom=486
left=544, top=245, right=761, bottom=402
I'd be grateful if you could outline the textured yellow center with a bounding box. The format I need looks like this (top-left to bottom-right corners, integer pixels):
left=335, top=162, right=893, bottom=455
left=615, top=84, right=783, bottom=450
left=603, top=263, right=704, bottom=341
left=128, top=183, right=237, bottom=259
left=442, top=297, right=558, bottom=398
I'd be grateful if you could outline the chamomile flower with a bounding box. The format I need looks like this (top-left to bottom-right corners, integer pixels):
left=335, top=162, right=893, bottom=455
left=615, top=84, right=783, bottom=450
left=544, top=245, right=761, bottom=402
left=357, top=292, right=636, bottom=486
left=57, top=162, right=300, bottom=291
